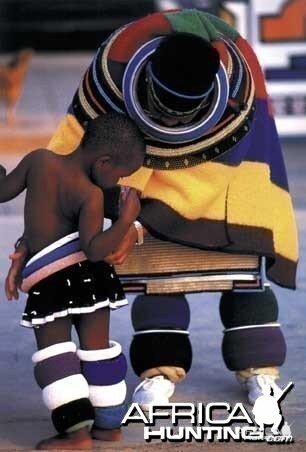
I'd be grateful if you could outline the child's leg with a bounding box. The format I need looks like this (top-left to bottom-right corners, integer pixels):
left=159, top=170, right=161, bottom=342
left=73, top=306, right=110, bottom=349
left=75, top=308, right=127, bottom=441
left=32, top=317, right=94, bottom=450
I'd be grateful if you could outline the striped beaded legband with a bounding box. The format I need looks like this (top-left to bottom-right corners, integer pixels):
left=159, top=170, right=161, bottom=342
left=33, top=341, right=94, bottom=434
left=79, top=342, right=127, bottom=409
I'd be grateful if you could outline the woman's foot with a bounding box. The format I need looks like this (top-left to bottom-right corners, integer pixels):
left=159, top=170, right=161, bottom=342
left=36, top=427, right=93, bottom=450
left=132, top=375, right=175, bottom=411
left=91, top=428, right=121, bottom=441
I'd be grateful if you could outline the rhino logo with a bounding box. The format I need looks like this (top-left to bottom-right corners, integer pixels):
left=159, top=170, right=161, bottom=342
left=252, top=378, right=294, bottom=435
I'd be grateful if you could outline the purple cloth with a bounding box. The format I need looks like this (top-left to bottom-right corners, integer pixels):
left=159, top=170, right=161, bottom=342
left=34, top=352, right=81, bottom=389
left=222, top=325, right=286, bottom=371
left=81, top=353, right=127, bottom=386
left=132, top=294, right=190, bottom=331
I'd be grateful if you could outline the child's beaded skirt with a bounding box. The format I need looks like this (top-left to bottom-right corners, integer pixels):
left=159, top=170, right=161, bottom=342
left=20, top=232, right=127, bottom=328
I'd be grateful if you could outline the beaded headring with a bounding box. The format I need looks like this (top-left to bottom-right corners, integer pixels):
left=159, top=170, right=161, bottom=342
left=123, top=36, right=229, bottom=144
left=146, top=63, right=213, bottom=118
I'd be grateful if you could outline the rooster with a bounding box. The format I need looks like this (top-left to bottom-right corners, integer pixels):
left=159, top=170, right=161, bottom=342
left=0, top=49, right=33, bottom=125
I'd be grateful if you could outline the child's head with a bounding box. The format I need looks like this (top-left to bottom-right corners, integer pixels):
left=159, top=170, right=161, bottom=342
left=81, top=112, right=145, bottom=188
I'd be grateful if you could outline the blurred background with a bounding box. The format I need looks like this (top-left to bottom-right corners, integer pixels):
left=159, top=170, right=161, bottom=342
left=0, top=0, right=305, bottom=142
left=0, top=1, right=305, bottom=448
left=0, top=0, right=305, bottom=149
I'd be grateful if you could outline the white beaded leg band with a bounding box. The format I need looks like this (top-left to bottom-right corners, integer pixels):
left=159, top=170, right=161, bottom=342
left=77, top=340, right=121, bottom=361
left=42, top=374, right=89, bottom=410
left=32, top=341, right=77, bottom=363
left=223, top=323, right=281, bottom=333
left=89, top=381, right=127, bottom=407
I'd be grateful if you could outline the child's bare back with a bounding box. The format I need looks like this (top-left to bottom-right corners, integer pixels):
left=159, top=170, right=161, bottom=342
left=0, top=115, right=145, bottom=263
left=0, top=148, right=107, bottom=255
left=23, top=148, right=96, bottom=254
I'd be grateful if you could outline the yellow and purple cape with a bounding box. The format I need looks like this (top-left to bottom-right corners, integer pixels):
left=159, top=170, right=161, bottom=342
left=47, top=10, right=298, bottom=289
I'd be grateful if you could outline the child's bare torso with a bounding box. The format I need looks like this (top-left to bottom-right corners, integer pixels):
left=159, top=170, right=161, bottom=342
left=24, top=149, right=95, bottom=255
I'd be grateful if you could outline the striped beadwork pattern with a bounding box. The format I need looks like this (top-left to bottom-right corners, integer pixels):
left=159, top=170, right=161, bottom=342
left=78, top=341, right=128, bottom=430
left=33, top=342, right=95, bottom=434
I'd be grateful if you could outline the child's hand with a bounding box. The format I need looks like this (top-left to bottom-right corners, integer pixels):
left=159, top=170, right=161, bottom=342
left=119, top=188, right=141, bottom=224
left=5, top=241, right=28, bottom=301
left=119, top=186, right=130, bottom=212
left=5, top=252, right=23, bottom=300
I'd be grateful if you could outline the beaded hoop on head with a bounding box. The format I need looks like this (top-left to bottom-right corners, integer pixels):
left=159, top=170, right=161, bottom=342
left=123, top=37, right=229, bottom=144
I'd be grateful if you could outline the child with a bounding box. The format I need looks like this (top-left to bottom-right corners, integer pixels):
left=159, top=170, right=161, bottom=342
left=0, top=112, right=145, bottom=450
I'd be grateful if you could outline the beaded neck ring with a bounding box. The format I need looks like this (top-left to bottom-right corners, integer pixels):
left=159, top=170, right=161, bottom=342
left=146, top=63, right=212, bottom=119
left=123, top=37, right=229, bottom=144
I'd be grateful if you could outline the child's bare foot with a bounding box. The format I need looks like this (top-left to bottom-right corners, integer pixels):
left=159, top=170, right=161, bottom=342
left=36, top=426, right=93, bottom=450
left=91, top=427, right=121, bottom=441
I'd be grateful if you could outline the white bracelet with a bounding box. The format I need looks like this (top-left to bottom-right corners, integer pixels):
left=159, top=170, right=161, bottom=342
left=133, top=220, right=144, bottom=245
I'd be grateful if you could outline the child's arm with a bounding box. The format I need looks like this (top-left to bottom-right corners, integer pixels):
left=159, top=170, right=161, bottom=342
left=79, top=186, right=140, bottom=262
left=0, top=152, right=34, bottom=202
left=104, top=223, right=148, bottom=265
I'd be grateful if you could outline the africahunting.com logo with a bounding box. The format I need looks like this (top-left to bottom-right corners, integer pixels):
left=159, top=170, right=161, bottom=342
left=122, top=381, right=294, bottom=444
